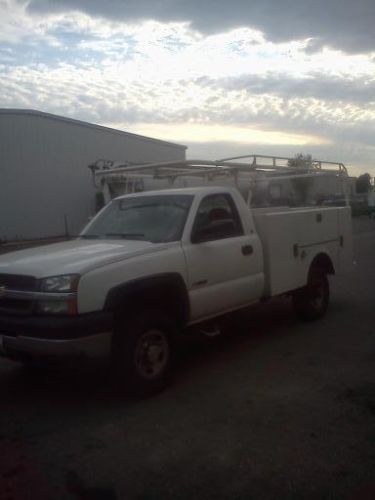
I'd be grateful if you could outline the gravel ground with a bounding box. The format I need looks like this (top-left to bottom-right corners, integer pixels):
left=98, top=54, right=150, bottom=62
left=0, top=217, right=374, bottom=500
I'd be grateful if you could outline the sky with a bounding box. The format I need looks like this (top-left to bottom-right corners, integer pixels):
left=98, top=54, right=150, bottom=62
left=1, top=0, right=375, bottom=177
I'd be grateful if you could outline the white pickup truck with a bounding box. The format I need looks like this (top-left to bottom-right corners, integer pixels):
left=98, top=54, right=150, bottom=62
left=0, top=162, right=352, bottom=395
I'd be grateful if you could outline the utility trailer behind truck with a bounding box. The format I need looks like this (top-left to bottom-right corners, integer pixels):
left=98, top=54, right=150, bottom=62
left=0, top=155, right=352, bottom=396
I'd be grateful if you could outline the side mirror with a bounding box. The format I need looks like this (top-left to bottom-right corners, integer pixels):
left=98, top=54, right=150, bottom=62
left=191, top=219, right=236, bottom=243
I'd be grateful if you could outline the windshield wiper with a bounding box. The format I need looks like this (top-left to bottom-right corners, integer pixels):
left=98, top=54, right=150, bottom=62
left=105, top=233, right=147, bottom=240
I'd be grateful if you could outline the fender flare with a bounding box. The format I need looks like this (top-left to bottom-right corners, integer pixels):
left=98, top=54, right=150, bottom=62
left=104, top=272, right=190, bottom=327
left=305, top=251, right=335, bottom=283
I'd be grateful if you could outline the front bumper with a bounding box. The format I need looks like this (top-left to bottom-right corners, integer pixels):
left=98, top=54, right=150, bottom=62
left=0, top=312, right=113, bottom=361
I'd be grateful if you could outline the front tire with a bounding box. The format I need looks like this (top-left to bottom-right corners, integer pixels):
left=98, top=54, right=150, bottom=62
left=111, top=310, right=175, bottom=397
left=293, top=270, right=329, bottom=321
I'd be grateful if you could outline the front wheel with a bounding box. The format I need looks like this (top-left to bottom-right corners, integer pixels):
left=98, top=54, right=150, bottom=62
left=293, top=271, right=329, bottom=321
left=111, top=310, right=176, bottom=397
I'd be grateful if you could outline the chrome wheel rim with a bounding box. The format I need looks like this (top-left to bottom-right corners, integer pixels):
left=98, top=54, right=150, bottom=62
left=135, top=329, right=169, bottom=379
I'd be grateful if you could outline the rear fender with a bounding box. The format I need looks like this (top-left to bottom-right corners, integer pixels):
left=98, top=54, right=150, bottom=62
left=305, top=251, right=335, bottom=284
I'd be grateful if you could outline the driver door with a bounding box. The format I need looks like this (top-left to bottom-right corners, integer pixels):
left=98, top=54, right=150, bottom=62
left=183, top=193, right=264, bottom=322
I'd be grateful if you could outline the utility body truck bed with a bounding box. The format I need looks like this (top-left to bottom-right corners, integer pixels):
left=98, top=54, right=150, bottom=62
left=0, top=155, right=353, bottom=395
left=253, top=205, right=352, bottom=296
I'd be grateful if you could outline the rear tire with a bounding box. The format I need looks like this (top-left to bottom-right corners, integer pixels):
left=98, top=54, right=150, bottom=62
left=111, top=310, right=176, bottom=397
left=293, top=270, right=329, bottom=321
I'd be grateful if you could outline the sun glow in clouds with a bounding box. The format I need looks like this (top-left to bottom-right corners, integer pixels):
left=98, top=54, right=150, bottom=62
left=128, top=123, right=330, bottom=147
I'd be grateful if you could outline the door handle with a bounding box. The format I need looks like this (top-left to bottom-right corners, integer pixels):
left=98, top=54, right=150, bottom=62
left=242, top=245, right=253, bottom=256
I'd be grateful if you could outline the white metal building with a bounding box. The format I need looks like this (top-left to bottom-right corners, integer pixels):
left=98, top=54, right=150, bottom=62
left=0, top=109, right=186, bottom=242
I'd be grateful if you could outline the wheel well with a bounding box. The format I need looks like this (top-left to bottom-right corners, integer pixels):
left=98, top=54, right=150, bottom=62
left=105, top=274, right=189, bottom=328
left=309, top=253, right=335, bottom=276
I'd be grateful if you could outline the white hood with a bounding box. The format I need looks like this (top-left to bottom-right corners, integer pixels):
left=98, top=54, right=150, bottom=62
left=0, top=239, right=169, bottom=278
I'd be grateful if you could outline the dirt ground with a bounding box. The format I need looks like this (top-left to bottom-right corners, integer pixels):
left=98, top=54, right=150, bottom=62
left=0, top=217, right=374, bottom=499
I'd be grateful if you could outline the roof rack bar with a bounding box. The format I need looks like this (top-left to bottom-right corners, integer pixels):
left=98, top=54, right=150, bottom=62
left=218, top=154, right=290, bottom=163
left=94, top=159, right=255, bottom=177
left=218, top=154, right=347, bottom=174
left=156, top=167, right=236, bottom=179
left=252, top=171, right=346, bottom=183
left=93, top=160, right=189, bottom=176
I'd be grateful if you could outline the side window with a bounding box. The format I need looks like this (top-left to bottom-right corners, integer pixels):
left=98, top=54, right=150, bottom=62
left=192, top=193, right=244, bottom=242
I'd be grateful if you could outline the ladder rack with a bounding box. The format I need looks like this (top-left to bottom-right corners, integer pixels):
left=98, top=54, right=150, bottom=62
left=88, top=154, right=350, bottom=207
left=89, top=154, right=348, bottom=184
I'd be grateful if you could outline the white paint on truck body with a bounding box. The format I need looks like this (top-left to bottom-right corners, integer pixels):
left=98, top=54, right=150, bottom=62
left=181, top=188, right=264, bottom=322
left=253, top=205, right=352, bottom=297
left=77, top=242, right=187, bottom=313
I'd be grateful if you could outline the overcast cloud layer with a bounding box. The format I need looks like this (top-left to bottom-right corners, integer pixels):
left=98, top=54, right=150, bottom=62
left=1, top=0, right=375, bottom=175
left=25, top=0, right=375, bottom=54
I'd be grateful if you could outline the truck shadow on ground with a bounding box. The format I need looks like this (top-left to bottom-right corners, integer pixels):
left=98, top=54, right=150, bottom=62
left=178, top=298, right=297, bottom=365
left=0, top=299, right=300, bottom=412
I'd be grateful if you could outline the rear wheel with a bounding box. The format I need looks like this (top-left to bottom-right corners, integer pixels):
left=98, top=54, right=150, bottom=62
left=111, top=310, right=176, bottom=397
left=293, top=270, right=329, bottom=321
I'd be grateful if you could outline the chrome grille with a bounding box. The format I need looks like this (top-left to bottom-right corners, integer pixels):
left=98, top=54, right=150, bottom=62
left=0, top=274, right=37, bottom=315
left=0, top=274, right=37, bottom=291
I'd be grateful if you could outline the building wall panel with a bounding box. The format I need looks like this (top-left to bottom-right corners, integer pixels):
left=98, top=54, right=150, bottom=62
left=0, top=110, right=186, bottom=241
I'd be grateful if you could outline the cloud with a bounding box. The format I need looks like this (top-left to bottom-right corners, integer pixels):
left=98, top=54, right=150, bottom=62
left=2, top=60, right=375, bottom=151
left=24, top=0, right=375, bottom=54
left=2, top=59, right=375, bottom=173
left=2, top=1, right=375, bottom=174
left=205, top=73, right=375, bottom=105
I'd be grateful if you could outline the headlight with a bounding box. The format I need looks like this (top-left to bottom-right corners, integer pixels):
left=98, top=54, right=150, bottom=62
left=37, top=274, right=79, bottom=315
left=40, top=274, right=80, bottom=293
left=37, top=300, right=77, bottom=315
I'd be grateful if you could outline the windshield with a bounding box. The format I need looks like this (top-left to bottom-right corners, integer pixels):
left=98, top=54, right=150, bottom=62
left=81, top=194, right=193, bottom=243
